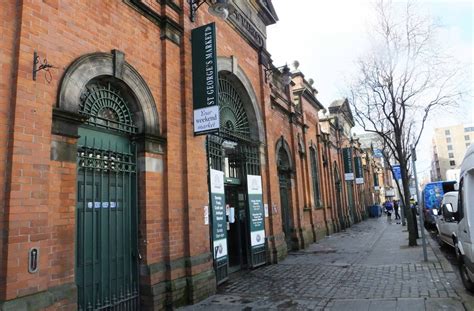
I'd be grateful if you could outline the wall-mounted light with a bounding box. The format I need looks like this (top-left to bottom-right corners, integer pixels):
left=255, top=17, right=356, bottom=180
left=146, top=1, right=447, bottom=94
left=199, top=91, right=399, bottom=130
left=189, top=0, right=232, bottom=22
left=264, top=64, right=292, bottom=86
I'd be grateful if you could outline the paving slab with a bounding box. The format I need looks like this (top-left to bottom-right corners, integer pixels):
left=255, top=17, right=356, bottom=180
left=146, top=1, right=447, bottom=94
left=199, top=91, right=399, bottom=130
left=180, top=217, right=474, bottom=310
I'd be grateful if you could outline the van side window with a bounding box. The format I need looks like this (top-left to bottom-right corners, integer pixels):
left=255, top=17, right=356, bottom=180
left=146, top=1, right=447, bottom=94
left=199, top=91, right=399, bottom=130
left=458, top=178, right=464, bottom=221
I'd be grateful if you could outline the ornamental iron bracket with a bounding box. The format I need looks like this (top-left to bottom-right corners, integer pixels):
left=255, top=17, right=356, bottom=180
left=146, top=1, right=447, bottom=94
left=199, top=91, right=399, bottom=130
left=33, top=51, right=56, bottom=83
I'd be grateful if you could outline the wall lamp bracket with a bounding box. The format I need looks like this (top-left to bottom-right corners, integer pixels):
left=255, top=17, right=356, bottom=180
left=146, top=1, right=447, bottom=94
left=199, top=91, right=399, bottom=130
left=189, top=0, right=206, bottom=22
left=189, top=0, right=231, bottom=23
left=33, top=51, right=57, bottom=83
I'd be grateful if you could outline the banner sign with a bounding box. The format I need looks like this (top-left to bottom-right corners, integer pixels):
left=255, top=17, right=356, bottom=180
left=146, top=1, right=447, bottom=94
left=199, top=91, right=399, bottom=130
left=373, top=149, right=384, bottom=158
left=343, top=148, right=354, bottom=181
left=247, top=175, right=265, bottom=247
left=392, top=165, right=402, bottom=180
left=210, top=169, right=227, bottom=260
left=374, top=172, right=379, bottom=190
left=191, top=23, right=219, bottom=135
left=354, top=157, right=364, bottom=184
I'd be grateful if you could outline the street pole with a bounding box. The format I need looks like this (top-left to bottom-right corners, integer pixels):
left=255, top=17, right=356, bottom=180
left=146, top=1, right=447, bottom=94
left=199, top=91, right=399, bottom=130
left=411, top=145, right=428, bottom=262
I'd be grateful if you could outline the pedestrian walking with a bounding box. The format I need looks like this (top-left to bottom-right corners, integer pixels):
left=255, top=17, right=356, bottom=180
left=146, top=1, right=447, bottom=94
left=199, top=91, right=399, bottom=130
left=384, top=199, right=394, bottom=220
left=394, top=200, right=401, bottom=221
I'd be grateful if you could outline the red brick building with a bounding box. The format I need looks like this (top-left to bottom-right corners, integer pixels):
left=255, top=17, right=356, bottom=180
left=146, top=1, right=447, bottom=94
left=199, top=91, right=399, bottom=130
left=0, top=1, right=383, bottom=309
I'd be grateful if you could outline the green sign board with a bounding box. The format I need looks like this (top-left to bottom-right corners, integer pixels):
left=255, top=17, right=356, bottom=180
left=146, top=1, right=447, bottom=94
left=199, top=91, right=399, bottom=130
left=191, top=23, right=219, bottom=135
left=343, top=148, right=354, bottom=181
left=210, top=169, right=227, bottom=261
left=374, top=172, right=379, bottom=190
left=247, top=175, right=265, bottom=248
left=354, top=156, right=364, bottom=184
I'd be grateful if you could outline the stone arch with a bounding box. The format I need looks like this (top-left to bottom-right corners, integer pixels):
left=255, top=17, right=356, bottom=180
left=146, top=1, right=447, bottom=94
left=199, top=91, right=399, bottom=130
left=276, top=136, right=293, bottom=172
left=57, top=51, right=159, bottom=136
left=217, top=57, right=264, bottom=144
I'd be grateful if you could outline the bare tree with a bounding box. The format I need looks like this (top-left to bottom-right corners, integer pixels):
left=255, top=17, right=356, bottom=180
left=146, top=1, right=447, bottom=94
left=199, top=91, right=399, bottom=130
left=350, top=0, right=464, bottom=246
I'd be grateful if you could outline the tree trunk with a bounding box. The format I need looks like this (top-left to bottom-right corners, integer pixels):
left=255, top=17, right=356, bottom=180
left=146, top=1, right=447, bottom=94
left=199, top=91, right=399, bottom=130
left=400, top=159, right=417, bottom=246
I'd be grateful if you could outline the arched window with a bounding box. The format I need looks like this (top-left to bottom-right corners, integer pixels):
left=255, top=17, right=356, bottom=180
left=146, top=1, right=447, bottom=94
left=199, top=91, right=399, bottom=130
left=310, top=146, right=321, bottom=207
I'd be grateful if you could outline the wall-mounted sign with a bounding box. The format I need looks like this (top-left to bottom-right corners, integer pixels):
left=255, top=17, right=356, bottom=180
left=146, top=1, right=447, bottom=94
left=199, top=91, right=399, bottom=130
left=247, top=175, right=265, bottom=247
left=210, top=169, right=227, bottom=260
left=354, top=157, right=364, bottom=184
left=192, top=23, right=219, bottom=135
left=392, top=165, right=402, bottom=180
left=373, top=149, right=384, bottom=158
left=374, top=172, right=379, bottom=190
left=343, top=148, right=354, bottom=181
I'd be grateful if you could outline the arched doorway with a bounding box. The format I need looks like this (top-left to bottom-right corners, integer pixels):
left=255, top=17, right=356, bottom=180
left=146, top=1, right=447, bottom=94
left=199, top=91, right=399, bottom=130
left=207, top=70, right=264, bottom=283
left=56, top=52, right=159, bottom=310
left=76, top=81, right=139, bottom=309
left=277, top=145, right=293, bottom=251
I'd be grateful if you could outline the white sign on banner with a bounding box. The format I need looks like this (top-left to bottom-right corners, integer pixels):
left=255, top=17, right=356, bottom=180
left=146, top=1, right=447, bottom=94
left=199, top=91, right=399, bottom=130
left=247, top=175, right=265, bottom=247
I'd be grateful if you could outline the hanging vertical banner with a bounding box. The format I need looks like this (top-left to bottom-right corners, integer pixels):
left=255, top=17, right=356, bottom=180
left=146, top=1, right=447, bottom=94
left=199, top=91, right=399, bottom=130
left=392, top=165, right=402, bottom=180
left=210, top=169, right=227, bottom=260
left=343, top=148, right=354, bottom=181
left=191, top=23, right=219, bottom=135
left=247, top=175, right=265, bottom=247
left=354, top=157, right=364, bottom=184
left=374, top=172, right=379, bottom=190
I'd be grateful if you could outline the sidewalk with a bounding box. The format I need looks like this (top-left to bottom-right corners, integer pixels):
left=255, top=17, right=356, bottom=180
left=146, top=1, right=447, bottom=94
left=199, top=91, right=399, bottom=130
left=180, top=217, right=474, bottom=310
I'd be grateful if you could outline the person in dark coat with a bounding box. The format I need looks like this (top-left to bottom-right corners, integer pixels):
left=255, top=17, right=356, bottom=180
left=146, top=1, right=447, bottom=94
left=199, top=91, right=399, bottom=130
left=394, top=200, right=401, bottom=220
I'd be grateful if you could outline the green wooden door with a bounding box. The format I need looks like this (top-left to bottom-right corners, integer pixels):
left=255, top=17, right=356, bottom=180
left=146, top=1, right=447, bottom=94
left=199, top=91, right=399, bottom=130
left=76, top=83, right=139, bottom=310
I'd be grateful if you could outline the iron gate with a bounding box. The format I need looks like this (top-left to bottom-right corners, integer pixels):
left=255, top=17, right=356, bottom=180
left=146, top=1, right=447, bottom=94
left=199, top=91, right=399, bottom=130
left=207, top=135, right=228, bottom=284
left=76, top=83, right=139, bottom=310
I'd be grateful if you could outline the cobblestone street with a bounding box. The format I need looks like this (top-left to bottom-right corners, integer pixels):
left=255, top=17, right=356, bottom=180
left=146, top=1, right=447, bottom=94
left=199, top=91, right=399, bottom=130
left=181, top=217, right=474, bottom=310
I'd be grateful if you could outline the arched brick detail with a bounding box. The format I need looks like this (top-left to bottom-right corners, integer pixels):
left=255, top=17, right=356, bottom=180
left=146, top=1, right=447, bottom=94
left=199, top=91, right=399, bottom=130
left=57, top=51, right=159, bottom=136
left=217, top=57, right=265, bottom=144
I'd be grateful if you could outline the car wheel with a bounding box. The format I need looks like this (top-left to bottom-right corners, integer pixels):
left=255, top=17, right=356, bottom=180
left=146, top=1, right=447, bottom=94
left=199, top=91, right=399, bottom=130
left=459, top=256, right=474, bottom=293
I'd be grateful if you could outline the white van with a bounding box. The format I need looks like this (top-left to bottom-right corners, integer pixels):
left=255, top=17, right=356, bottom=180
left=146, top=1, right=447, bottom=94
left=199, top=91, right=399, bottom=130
left=454, top=144, right=474, bottom=292
left=435, top=191, right=458, bottom=248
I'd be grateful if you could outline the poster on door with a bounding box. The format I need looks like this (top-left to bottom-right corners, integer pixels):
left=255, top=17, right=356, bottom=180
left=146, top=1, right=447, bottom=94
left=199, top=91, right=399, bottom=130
left=247, top=175, right=265, bottom=247
left=210, top=169, right=228, bottom=260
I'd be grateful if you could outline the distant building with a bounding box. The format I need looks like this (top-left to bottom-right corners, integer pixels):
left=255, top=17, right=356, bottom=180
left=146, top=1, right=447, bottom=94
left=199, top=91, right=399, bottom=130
left=431, top=124, right=474, bottom=181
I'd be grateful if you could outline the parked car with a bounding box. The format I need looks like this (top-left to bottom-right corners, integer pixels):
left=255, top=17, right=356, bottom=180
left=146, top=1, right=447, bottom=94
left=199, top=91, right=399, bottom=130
left=452, top=144, right=474, bottom=292
left=434, top=191, right=458, bottom=248
left=422, top=180, right=457, bottom=229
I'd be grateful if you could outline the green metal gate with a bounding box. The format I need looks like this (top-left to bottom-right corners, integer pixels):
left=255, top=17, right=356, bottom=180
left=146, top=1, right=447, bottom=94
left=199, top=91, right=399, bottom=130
left=207, top=135, right=228, bottom=284
left=76, top=83, right=139, bottom=310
